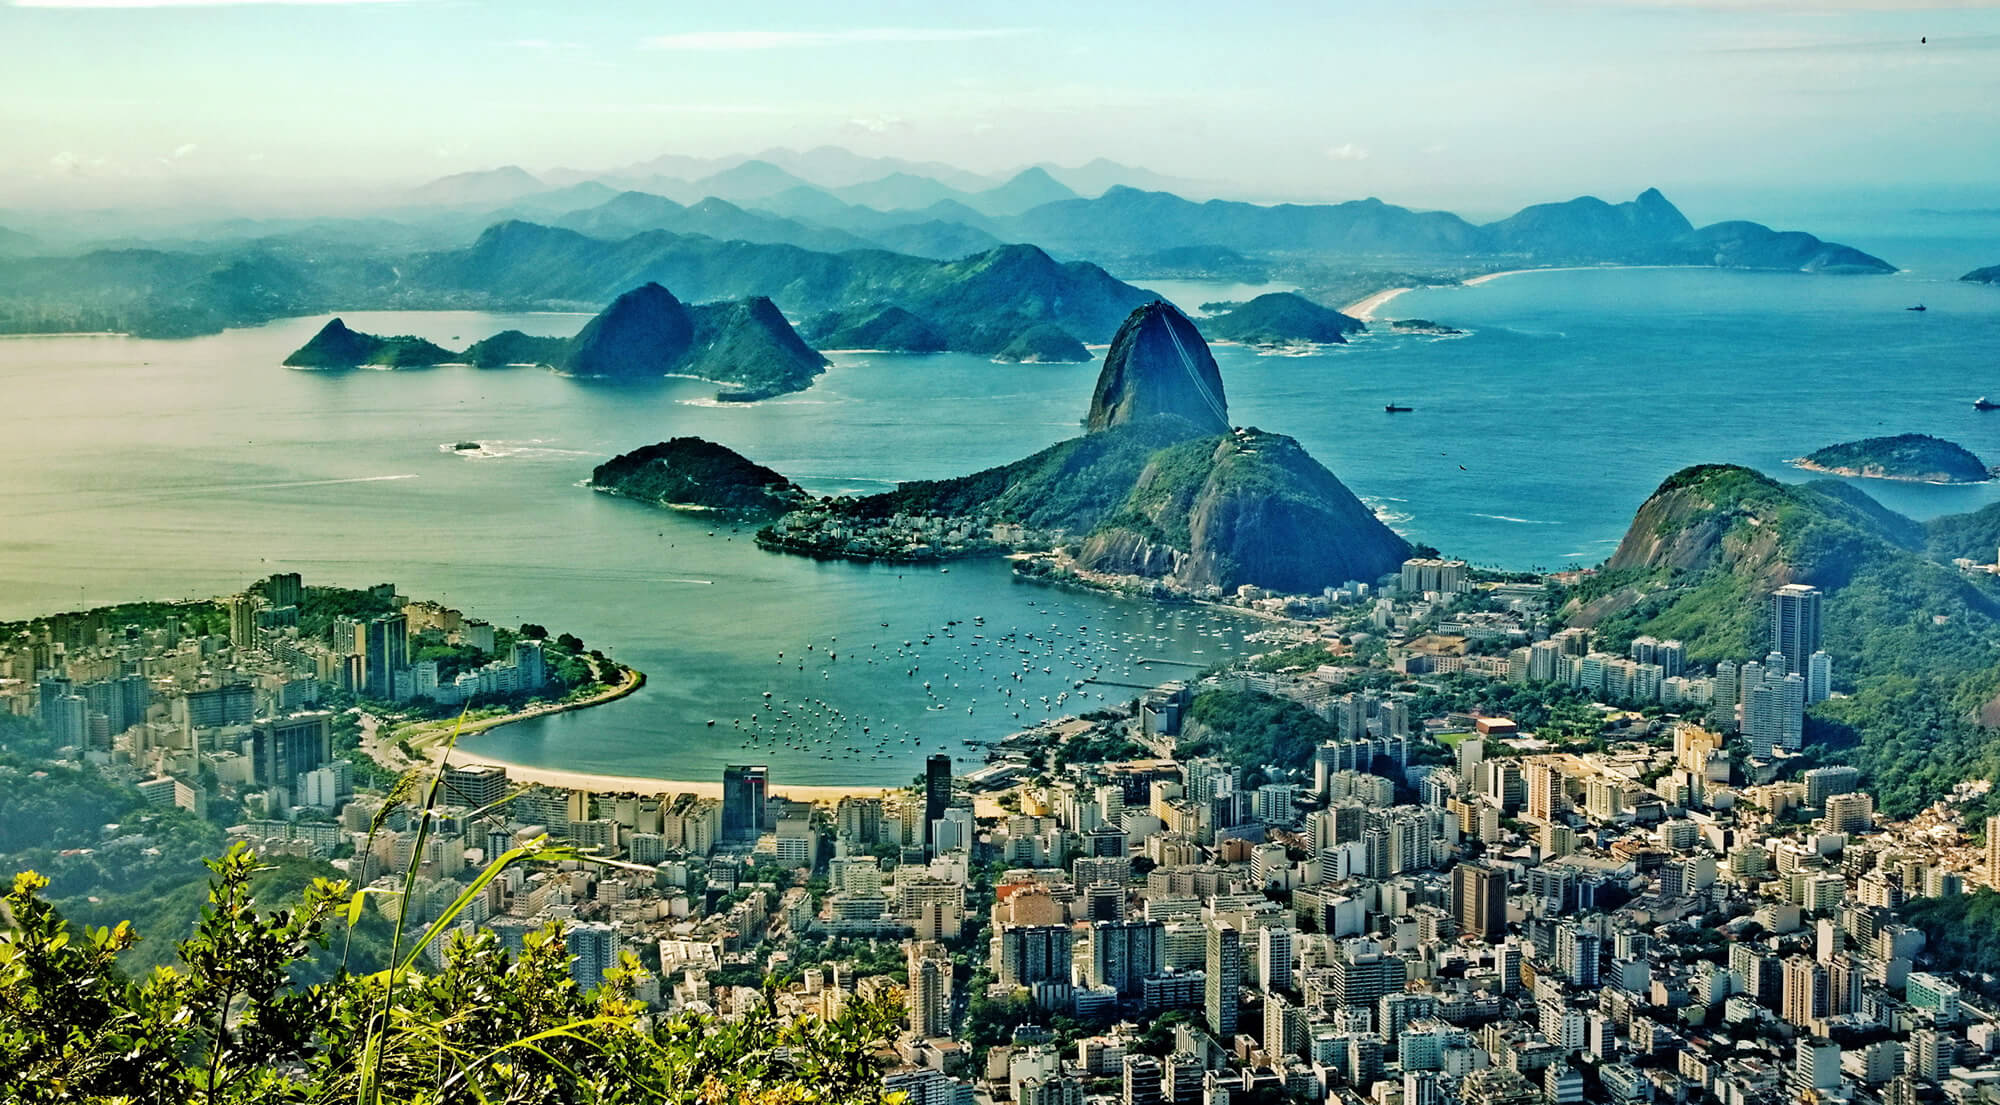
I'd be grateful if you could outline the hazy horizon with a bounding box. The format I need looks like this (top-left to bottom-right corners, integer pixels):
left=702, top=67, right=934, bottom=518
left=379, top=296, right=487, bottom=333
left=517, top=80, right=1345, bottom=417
left=4, top=0, right=1999, bottom=220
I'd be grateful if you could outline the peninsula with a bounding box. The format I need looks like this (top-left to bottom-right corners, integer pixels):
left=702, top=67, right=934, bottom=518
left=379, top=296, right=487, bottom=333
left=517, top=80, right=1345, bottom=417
left=1792, top=433, right=1993, bottom=484
left=746, top=300, right=1412, bottom=596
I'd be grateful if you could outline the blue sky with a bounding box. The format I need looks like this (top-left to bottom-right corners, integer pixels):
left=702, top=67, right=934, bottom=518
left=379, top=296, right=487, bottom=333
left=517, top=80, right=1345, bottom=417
left=2, top=0, right=1997, bottom=215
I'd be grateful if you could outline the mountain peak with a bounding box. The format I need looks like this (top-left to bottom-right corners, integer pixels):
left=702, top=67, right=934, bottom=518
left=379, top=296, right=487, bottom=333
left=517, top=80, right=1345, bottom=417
left=1086, top=301, right=1230, bottom=436
left=561, top=283, right=692, bottom=377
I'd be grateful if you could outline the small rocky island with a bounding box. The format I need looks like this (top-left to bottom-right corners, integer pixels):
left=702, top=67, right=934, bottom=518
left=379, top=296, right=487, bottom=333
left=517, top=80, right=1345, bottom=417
left=1202, top=292, right=1364, bottom=347
left=283, top=318, right=456, bottom=368
left=1964, top=265, right=2000, bottom=285
left=283, top=282, right=831, bottom=399
left=992, top=323, right=1090, bottom=363
left=1390, top=318, right=1466, bottom=336
left=590, top=437, right=812, bottom=516
left=1793, top=433, right=1994, bottom=484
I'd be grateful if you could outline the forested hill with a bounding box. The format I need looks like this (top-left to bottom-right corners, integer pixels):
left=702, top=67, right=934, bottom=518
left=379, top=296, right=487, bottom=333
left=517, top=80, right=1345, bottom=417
left=1564, top=464, right=2000, bottom=816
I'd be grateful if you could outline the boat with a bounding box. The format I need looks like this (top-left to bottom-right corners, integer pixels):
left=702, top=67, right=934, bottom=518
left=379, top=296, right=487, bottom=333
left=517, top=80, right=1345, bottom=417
left=1978, top=397, right=2000, bottom=411
left=1384, top=404, right=1413, bottom=413
left=1907, top=305, right=1928, bottom=312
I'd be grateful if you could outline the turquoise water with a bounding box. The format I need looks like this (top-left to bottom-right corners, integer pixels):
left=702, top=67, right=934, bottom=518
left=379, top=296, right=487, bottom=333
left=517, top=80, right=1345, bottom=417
left=3, top=222, right=1998, bottom=782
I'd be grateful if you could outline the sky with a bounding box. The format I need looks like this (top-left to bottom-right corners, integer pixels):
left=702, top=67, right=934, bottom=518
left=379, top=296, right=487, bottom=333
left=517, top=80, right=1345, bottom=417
left=2, top=0, right=1998, bottom=218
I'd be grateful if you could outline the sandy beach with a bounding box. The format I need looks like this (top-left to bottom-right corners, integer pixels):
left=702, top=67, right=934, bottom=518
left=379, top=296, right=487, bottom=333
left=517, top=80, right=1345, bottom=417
left=1343, top=286, right=1415, bottom=321
left=1347, top=264, right=1676, bottom=320
left=438, top=745, right=903, bottom=801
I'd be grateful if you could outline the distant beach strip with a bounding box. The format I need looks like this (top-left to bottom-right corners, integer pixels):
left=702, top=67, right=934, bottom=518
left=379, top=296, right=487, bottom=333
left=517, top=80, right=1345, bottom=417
left=1344, top=265, right=1708, bottom=320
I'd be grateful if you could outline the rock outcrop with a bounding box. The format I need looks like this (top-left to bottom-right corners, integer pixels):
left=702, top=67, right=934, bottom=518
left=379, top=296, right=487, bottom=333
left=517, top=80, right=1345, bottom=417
left=1076, top=429, right=1409, bottom=593
left=1086, top=301, right=1230, bottom=435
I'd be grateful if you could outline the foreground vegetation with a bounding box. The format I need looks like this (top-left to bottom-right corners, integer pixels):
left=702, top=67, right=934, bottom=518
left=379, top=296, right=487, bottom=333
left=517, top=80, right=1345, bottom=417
left=1, top=709, right=899, bottom=1104
left=0, top=853, right=899, bottom=1104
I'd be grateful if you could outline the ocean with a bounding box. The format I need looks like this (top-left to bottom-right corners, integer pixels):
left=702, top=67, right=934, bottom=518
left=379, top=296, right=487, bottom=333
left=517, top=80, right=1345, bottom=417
left=3, top=217, right=1997, bottom=783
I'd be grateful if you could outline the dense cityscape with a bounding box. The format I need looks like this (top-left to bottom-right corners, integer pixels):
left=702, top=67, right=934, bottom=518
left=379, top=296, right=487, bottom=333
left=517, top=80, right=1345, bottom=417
left=5, top=553, right=1994, bottom=1105
left=4, top=5, right=1997, bottom=1101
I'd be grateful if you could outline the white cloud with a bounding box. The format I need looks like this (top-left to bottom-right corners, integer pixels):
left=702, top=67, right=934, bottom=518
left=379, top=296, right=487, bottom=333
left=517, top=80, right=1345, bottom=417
left=844, top=115, right=910, bottom=135
left=172, top=142, right=197, bottom=159
left=1327, top=143, right=1371, bottom=162
left=643, top=27, right=1028, bottom=51
left=12, top=0, right=409, bottom=6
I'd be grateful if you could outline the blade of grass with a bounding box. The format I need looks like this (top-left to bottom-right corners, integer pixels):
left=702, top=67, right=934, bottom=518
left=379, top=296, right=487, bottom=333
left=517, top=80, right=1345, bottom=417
left=358, top=702, right=469, bottom=1105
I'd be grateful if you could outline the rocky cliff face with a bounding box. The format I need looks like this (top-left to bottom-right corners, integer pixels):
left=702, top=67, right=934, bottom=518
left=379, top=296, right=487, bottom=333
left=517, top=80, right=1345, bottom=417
left=1077, top=429, right=1410, bottom=593
left=1086, top=301, right=1230, bottom=435
left=560, top=282, right=696, bottom=377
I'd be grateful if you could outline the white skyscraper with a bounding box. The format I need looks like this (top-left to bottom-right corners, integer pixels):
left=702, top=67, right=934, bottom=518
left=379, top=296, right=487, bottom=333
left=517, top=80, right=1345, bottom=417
left=1806, top=650, right=1832, bottom=704
left=1258, top=925, right=1294, bottom=994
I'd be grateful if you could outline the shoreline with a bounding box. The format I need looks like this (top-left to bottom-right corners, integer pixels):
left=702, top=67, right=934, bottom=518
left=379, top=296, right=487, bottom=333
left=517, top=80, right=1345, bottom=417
left=389, top=664, right=649, bottom=749
left=1788, top=458, right=1992, bottom=486
left=1344, top=263, right=1701, bottom=321
left=437, top=745, right=906, bottom=802
left=1343, top=286, right=1415, bottom=321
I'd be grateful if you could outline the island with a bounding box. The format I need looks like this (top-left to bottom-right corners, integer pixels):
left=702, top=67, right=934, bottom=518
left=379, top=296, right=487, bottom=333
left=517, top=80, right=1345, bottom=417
left=1964, top=265, right=2000, bottom=285
left=283, top=282, right=833, bottom=399
left=1389, top=318, right=1466, bottom=336
left=590, top=437, right=812, bottom=516
left=282, top=318, right=456, bottom=369
left=1792, top=434, right=1994, bottom=484
left=1201, top=291, right=1363, bottom=347
left=991, top=323, right=1091, bottom=363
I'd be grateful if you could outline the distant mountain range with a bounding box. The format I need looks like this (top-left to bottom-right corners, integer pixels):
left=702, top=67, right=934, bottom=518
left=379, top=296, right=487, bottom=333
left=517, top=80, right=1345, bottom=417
left=0, top=171, right=1894, bottom=341
left=414, top=225, right=1153, bottom=356
left=419, top=147, right=1210, bottom=210
left=418, top=178, right=1894, bottom=277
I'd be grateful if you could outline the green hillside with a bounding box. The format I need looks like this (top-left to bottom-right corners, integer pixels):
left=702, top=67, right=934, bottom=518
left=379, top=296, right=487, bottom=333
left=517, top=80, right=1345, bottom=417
left=1565, top=464, right=2000, bottom=815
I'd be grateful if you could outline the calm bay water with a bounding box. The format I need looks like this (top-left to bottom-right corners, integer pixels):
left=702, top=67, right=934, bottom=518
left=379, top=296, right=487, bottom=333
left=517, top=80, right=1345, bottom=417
left=3, top=221, right=1999, bottom=782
